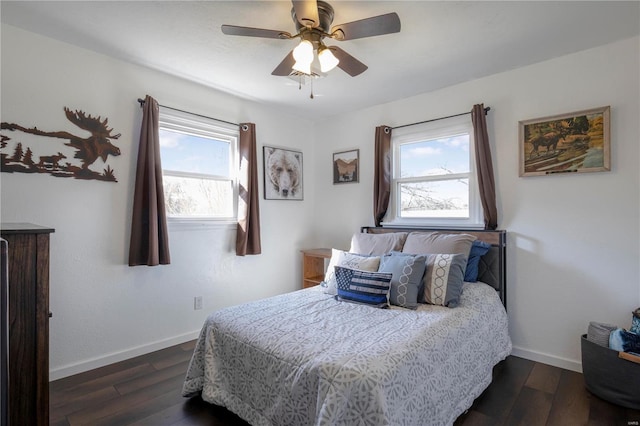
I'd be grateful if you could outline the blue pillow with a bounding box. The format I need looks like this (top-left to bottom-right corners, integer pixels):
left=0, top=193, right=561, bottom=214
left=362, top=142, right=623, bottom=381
left=334, top=266, right=392, bottom=308
left=378, top=253, right=426, bottom=309
left=464, top=240, right=491, bottom=282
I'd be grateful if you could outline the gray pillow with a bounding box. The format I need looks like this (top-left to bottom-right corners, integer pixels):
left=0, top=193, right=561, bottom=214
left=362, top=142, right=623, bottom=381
left=349, top=232, right=408, bottom=256
left=402, top=232, right=476, bottom=261
left=421, top=253, right=466, bottom=308
left=378, top=252, right=426, bottom=309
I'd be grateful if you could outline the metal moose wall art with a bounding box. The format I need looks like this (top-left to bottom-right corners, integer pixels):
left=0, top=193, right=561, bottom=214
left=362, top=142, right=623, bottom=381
left=1, top=107, right=121, bottom=182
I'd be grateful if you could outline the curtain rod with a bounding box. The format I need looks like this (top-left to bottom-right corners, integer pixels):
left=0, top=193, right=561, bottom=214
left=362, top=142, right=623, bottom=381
left=391, top=106, right=490, bottom=130
left=137, top=98, right=239, bottom=127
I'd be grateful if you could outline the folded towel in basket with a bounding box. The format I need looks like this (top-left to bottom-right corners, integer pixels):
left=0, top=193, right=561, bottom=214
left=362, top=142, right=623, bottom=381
left=587, top=322, right=617, bottom=347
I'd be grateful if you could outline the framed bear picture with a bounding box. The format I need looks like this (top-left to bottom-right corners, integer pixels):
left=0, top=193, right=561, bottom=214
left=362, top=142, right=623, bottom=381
left=263, top=146, right=303, bottom=200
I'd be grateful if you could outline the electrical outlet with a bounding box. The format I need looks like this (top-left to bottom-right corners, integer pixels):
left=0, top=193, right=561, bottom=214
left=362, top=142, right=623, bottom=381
left=194, top=296, right=203, bottom=310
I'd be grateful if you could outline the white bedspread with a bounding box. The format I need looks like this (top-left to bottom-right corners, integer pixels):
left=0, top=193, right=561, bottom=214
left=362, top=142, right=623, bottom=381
left=182, top=282, right=512, bottom=426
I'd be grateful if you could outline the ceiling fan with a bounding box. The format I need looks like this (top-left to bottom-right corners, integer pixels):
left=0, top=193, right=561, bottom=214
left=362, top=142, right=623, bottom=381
left=221, top=0, right=401, bottom=77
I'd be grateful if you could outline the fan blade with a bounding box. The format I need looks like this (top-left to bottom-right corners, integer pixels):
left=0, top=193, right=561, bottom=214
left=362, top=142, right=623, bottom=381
left=292, top=0, right=320, bottom=28
left=271, top=51, right=296, bottom=76
left=329, top=46, right=368, bottom=77
left=330, top=13, right=401, bottom=41
left=221, top=25, right=292, bottom=39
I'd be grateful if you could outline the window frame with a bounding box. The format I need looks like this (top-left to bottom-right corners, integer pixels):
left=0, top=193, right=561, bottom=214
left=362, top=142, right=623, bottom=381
left=383, top=115, right=484, bottom=229
left=158, top=107, right=238, bottom=226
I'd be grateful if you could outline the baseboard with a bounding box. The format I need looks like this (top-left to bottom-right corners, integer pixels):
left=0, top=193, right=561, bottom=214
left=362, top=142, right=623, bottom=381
left=511, top=345, right=582, bottom=373
left=49, top=330, right=201, bottom=381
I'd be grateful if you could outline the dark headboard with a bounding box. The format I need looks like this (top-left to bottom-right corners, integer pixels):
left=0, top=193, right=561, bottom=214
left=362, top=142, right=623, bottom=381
left=361, top=227, right=507, bottom=308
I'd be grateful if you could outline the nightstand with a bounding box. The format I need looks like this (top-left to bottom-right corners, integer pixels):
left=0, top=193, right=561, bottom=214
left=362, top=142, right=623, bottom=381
left=301, top=248, right=331, bottom=289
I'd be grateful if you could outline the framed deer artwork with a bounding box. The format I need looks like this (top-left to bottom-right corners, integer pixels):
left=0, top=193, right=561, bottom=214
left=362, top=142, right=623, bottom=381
left=519, top=106, right=610, bottom=177
left=333, top=149, right=359, bottom=184
left=0, top=107, right=122, bottom=182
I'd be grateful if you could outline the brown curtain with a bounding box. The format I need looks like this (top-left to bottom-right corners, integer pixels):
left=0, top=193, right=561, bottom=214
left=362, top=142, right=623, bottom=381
left=471, top=104, right=498, bottom=230
left=236, top=123, right=262, bottom=256
left=128, top=95, right=170, bottom=266
left=373, top=125, right=392, bottom=226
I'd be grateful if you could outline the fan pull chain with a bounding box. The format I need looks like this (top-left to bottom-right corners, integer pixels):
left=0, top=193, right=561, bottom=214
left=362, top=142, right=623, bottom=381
left=295, top=74, right=314, bottom=99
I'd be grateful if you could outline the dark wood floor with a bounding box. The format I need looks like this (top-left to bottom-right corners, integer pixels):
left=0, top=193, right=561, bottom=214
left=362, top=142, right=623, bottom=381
left=50, top=340, right=640, bottom=425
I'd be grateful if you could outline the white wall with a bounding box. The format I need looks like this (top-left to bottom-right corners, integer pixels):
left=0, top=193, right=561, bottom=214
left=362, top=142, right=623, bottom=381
left=1, top=25, right=318, bottom=380
left=313, top=36, right=640, bottom=371
left=2, top=23, right=639, bottom=379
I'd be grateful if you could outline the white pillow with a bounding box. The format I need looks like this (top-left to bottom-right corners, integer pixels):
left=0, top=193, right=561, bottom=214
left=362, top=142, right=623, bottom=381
left=322, top=249, right=381, bottom=295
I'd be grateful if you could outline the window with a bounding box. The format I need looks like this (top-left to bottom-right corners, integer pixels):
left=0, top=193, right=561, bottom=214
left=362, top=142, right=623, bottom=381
left=386, top=115, right=483, bottom=228
left=158, top=108, right=238, bottom=222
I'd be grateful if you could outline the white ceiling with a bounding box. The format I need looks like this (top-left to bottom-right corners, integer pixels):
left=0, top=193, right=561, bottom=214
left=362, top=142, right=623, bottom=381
left=2, top=1, right=639, bottom=121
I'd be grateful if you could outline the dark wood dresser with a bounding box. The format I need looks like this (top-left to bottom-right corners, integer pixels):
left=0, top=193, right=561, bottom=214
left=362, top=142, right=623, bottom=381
left=1, top=223, right=54, bottom=426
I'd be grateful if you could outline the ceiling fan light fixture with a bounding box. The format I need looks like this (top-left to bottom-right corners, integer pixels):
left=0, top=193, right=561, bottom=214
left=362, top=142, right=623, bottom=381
left=292, top=60, right=312, bottom=75
left=292, top=39, right=314, bottom=64
left=222, top=1, right=402, bottom=80
left=318, top=46, right=339, bottom=72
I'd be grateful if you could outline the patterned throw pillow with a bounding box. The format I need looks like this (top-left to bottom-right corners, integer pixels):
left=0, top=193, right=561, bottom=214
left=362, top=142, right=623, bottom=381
left=421, top=253, right=466, bottom=308
left=464, top=240, right=492, bottom=282
left=378, top=253, right=426, bottom=309
left=334, top=266, right=392, bottom=308
left=322, top=249, right=381, bottom=296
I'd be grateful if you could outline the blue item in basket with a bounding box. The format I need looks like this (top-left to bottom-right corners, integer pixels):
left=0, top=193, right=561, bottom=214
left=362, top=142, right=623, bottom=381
left=609, top=328, right=640, bottom=354
left=631, top=308, right=640, bottom=335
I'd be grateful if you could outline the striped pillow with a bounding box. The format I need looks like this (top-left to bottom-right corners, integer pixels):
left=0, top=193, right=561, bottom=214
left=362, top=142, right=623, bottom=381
left=334, top=266, right=392, bottom=308
left=421, top=253, right=466, bottom=307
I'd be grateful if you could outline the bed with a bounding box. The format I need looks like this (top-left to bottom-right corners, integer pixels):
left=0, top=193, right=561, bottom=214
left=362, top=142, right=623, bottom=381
left=182, top=227, right=511, bottom=426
